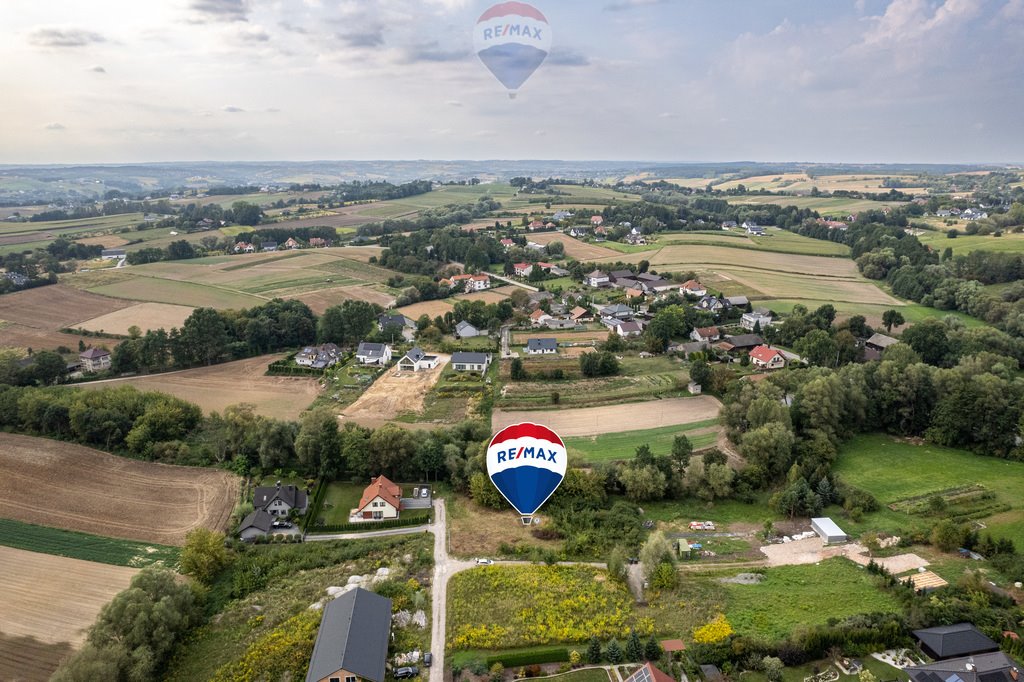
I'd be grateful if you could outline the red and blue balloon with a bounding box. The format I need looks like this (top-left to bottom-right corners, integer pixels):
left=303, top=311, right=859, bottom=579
left=487, top=422, right=566, bottom=523
left=473, top=2, right=551, bottom=98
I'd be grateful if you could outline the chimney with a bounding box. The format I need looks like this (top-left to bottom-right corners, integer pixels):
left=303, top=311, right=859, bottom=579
left=275, top=480, right=281, bottom=489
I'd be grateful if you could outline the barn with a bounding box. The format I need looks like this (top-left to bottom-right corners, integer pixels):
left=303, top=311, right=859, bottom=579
left=811, top=517, right=848, bottom=544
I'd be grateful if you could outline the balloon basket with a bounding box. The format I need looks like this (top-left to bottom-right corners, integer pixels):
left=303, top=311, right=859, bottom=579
left=520, top=515, right=533, bottom=526
left=508, top=91, right=517, bottom=100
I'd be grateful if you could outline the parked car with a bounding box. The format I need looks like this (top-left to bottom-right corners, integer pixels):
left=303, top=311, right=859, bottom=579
left=421, top=489, right=429, bottom=498
left=627, top=557, right=639, bottom=565
left=395, top=667, right=419, bottom=679
left=475, top=558, right=494, bottom=565
left=423, top=653, right=433, bottom=667
left=271, top=520, right=293, bottom=529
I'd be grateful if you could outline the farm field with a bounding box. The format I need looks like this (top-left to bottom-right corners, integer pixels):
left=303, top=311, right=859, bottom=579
left=340, top=353, right=451, bottom=427
left=0, top=517, right=179, bottom=568
left=286, top=284, right=396, bottom=314
left=524, top=231, right=623, bottom=260
left=758, top=299, right=982, bottom=330
left=0, top=546, right=139, bottom=682
left=76, top=301, right=194, bottom=335
left=596, top=244, right=903, bottom=306
left=565, top=420, right=720, bottom=463
left=916, top=229, right=1024, bottom=255
left=493, top=396, right=722, bottom=437
left=0, top=433, right=239, bottom=545
left=511, top=329, right=609, bottom=344
left=82, top=353, right=320, bottom=420
left=456, top=284, right=518, bottom=304
left=714, top=172, right=922, bottom=196
left=726, top=194, right=906, bottom=214
left=656, top=229, right=851, bottom=257
left=0, top=283, right=131, bottom=351
left=833, top=434, right=1024, bottom=548
left=398, top=299, right=455, bottom=319
left=65, top=247, right=395, bottom=309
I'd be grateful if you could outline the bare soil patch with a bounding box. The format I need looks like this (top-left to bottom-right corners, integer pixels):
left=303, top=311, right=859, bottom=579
left=76, top=302, right=195, bottom=335
left=526, top=232, right=621, bottom=260
left=456, top=288, right=514, bottom=304
left=397, top=299, right=455, bottom=319
left=80, top=354, right=319, bottom=421
left=75, top=234, right=131, bottom=248
left=0, top=546, right=138, bottom=681
left=0, top=284, right=130, bottom=351
left=341, top=354, right=450, bottom=426
left=0, top=433, right=239, bottom=545
left=492, top=395, right=722, bottom=437
left=288, top=285, right=396, bottom=315
left=511, top=329, right=608, bottom=344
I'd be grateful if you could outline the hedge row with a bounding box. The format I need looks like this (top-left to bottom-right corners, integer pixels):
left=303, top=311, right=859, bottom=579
left=302, top=480, right=329, bottom=534
left=485, top=648, right=570, bottom=668
left=310, top=512, right=430, bottom=534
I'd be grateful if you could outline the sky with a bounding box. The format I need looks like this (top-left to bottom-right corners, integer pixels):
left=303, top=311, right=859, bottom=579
left=1, top=0, right=1023, bottom=165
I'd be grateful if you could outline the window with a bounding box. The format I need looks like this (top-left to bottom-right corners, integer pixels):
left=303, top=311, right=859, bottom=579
left=330, top=678, right=340, bottom=682
left=346, top=677, right=357, bottom=682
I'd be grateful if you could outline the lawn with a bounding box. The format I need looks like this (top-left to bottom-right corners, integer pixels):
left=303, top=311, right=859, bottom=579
left=721, top=558, right=902, bottom=641
left=758, top=299, right=983, bottom=329
left=0, top=517, right=180, bottom=568
left=447, top=565, right=640, bottom=651
left=833, top=433, right=1024, bottom=547
left=656, top=229, right=850, bottom=257
left=916, top=230, right=1024, bottom=255
left=742, top=657, right=908, bottom=682
left=318, top=481, right=366, bottom=525
left=565, top=420, right=719, bottom=464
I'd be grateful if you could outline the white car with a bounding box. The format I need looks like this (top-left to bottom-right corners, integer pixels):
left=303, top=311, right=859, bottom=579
left=475, top=558, right=494, bottom=565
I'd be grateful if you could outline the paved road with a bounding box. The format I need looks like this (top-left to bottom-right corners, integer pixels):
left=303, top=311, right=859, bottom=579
left=304, top=525, right=430, bottom=542
left=489, top=272, right=538, bottom=291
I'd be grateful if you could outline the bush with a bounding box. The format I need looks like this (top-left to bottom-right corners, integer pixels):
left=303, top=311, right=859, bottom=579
left=605, top=639, right=623, bottom=663
left=485, top=648, right=569, bottom=668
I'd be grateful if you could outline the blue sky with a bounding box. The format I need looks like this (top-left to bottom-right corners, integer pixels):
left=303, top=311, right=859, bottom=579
left=1, top=0, right=1022, bottom=164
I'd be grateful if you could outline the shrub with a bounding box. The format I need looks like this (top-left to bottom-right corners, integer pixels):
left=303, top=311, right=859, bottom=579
left=605, top=639, right=623, bottom=664
left=693, top=614, right=734, bottom=644
left=485, top=648, right=569, bottom=668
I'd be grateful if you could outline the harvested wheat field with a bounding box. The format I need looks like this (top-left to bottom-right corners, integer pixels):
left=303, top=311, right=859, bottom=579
left=289, top=285, right=396, bottom=315
left=456, top=285, right=516, bottom=304
left=492, top=395, right=722, bottom=437
left=0, top=433, right=239, bottom=545
left=341, top=354, right=450, bottom=427
left=0, top=284, right=130, bottom=351
left=80, top=354, right=319, bottom=420
left=75, top=234, right=131, bottom=248
left=397, top=299, right=455, bottom=319
left=526, top=231, right=621, bottom=260
left=76, top=302, right=195, bottom=335
left=0, top=546, right=138, bottom=681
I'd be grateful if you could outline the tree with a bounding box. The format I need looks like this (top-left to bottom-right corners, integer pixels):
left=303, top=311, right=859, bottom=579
left=901, top=318, right=950, bottom=366
left=671, top=434, right=693, bottom=467
left=619, top=464, right=666, bottom=502
left=639, top=530, right=673, bottom=578
left=179, top=528, right=229, bottom=584
left=650, top=561, right=678, bottom=590
left=607, top=546, right=628, bottom=582
left=644, top=635, right=661, bottom=661
left=469, top=472, right=504, bottom=509
left=294, top=408, right=341, bottom=477
left=740, top=422, right=795, bottom=479
left=510, top=357, right=527, bottom=380
left=586, top=636, right=603, bottom=664
left=762, top=657, right=785, bottom=682
left=231, top=200, right=263, bottom=226
left=32, top=350, right=68, bottom=385
left=605, top=639, right=623, bottom=664
left=689, top=359, right=711, bottom=388
left=931, top=519, right=965, bottom=552
left=796, top=329, right=838, bottom=367
left=881, top=309, right=905, bottom=333
left=178, top=307, right=228, bottom=366
left=626, top=629, right=643, bottom=662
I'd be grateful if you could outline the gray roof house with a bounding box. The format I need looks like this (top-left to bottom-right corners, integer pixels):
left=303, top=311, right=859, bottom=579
left=356, top=342, right=392, bottom=365
left=451, top=351, right=491, bottom=372
left=912, top=623, right=1000, bottom=661
left=254, top=483, right=308, bottom=517
left=238, top=509, right=273, bottom=541
left=455, top=320, right=482, bottom=338
left=306, top=587, right=393, bottom=682
left=526, top=338, right=558, bottom=354
left=377, top=313, right=413, bottom=331
left=906, top=652, right=1020, bottom=682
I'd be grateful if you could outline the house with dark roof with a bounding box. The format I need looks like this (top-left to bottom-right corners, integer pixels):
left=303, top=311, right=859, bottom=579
left=296, top=343, right=343, bottom=369
left=356, top=342, right=392, bottom=366
left=398, top=347, right=439, bottom=371
left=526, top=338, right=558, bottom=355
left=724, top=333, right=764, bottom=351
left=352, top=476, right=402, bottom=521
left=79, top=347, right=111, bottom=373
left=377, top=313, right=413, bottom=333
left=253, top=481, right=309, bottom=517
left=305, top=588, right=393, bottom=682
left=454, top=320, right=482, bottom=338
left=615, top=320, right=643, bottom=337
left=261, top=241, right=278, bottom=252
left=913, top=623, right=1000, bottom=661
left=906, top=652, right=1020, bottom=682
left=696, top=295, right=726, bottom=312
left=101, top=248, right=126, bottom=259
left=452, top=352, right=491, bottom=372
left=238, top=509, right=274, bottom=541
left=609, top=269, right=635, bottom=283
left=690, top=326, right=721, bottom=345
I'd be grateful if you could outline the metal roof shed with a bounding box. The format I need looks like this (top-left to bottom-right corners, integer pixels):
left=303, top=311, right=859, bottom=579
left=811, top=517, right=848, bottom=544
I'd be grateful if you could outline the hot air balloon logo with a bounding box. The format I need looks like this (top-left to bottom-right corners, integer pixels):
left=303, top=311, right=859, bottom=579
left=486, top=422, right=566, bottom=524
left=473, top=2, right=551, bottom=98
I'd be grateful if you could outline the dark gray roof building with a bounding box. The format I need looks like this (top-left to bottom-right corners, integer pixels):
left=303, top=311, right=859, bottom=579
left=357, top=342, right=390, bottom=360
left=906, top=652, right=1020, bottom=682
left=253, top=484, right=307, bottom=512
left=913, top=623, right=1000, bottom=661
left=527, top=338, right=558, bottom=352
left=306, top=587, right=393, bottom=682
left=725, top=334, right=764, bottom=349
left=452, top=351, right=489, bottom=365
left=238, top=509, right=272, bottom=534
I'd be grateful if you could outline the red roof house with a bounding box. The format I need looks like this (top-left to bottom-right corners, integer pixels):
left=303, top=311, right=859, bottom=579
left=749, top=345, right=786, bottom=369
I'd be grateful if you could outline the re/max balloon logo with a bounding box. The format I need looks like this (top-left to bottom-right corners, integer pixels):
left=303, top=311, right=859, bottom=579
left=493, top=445, right=558, bottom=463
left=479, top=24, right=545, bottom=42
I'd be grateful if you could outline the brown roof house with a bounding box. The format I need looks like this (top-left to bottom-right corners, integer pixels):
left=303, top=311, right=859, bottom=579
left=352, top=476, right=402, bottom=521
left=79, top=347, right=111, bottom=373
left=306, top=587, right=393, bottom=682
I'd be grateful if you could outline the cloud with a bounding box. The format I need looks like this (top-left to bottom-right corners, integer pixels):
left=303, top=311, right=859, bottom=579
left=546, top=47, right=590, bottom=67
left=89, top=65, right=107, bottom=73
left=265, top=107, right=281, bottom=113
left=188, top=0, right=249, bottom=23
left=657, top=112, right=677, bottom=119
left=446, top=100, right=464, bottom=107
left=335, top=28, right=385, bottom=48
left=278, top=22, right=310, bottom=35
left=28, top=28, right=106, bottom=48
left=222, top=105, right=245, bottom=113
left=604, top=0, right=669, bottom=11
left=44, top=123, right=66, bottom=131
left=236, top=27, right=270, bottom=42
left=402, top=41, right=470, bottom=62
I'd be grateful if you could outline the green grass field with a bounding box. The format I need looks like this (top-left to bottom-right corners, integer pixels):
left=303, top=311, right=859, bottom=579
left=722, top=558, right=901, bottom=640
left=87, top=276, right=266, bottom=308
left=657, top=229, right=850, bottom=257
left=565, top=420, right=719, bottom=463
left=916, top=230, right=1024, bottom=255
left=833, top=434, right=1024, bottom=547
left=759, top=298, right=984, bottom=328
left=318, top=482, right=365, bottom=525
left=726, top=195, right=906, bottom=214
left=0, top=517, right=179, bottom=568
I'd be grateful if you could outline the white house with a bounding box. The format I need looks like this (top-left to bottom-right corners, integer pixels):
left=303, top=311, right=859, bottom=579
left=451, top=351, right=491, bottom=372
left=454, top=320, right=482, bottom=338
left=530, top=309, right=552, bottom=327
left=586, top=270, right=610, bottom=288
left=79, top=348, right=111, bottom=372
left=356, top=342, right=392, bottom=365
left=352, top=476, right=401, bottom=521
left=526, top=338, right=558, bottom=355
left=295, top=343, right=343, bottom=369
left=749, top=345, right=786, bottom=369
left=741, top=310, right=773, bottom=331
left=615, top=321, right=643, bottom=337
left=254, top=482, right=308, bottom=517
left=398, top=347, right=439, bottom=371
left=680, top=279, right=707, bottom=297
left=690, top=326, right=720, bottom=344
left=513, top=262, right=534, bottom=277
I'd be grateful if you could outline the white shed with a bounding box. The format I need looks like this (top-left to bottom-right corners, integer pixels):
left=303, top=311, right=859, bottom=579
left=811, top=517, right=847, bottom=544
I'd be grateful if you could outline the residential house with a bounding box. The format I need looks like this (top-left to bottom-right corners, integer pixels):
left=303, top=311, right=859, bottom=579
left=865, top=332, right=898, bottom=359
left=529, top=291, right=554, bottom=306
left=749, top=345, right=786, bottom=369
left=528, top=219, right=545, bottom=230
left=567, top=226, right=588, bottom=238
left=237, top=509, right=274, bottom=541
left=641, top=278, right=676, bottom=293
left=905, top=652, right=1021, bottom=682
left=513, top=262, right=533, bottom=277
left=548, top=265, right=570, bottom=277
left=398, top=347, right=439, bottom=371
left=569, top=306, right=593, bottom=323
left=590, top=215, right=604, bottom=226
left=552, top=210, right=573, bottom=221
left=680, top=279, right=707, bottom=297
left=696, top=295, right=726, bottom=313
left=725, top=295, right=749, bottom=308
left=79, top=348, right=111, bottom=372
left=454, top=320, right=482, bottom=338
left=690, top=326, right=720, bottom=345
left=625, top=232, right=647, bottom=245
left=722, top=333, right=763, bottom=352
left=500, top=238, right=515, bottom=249
left=742, top=221, right=766, bottom=236
left=615, top=277, right=641, bottom=291
left=671, top=341, right=706, bottom=358
left=305, top=588, right=392, bottom=682
left=936, top=209, right=953, bottom=218
left=623, top=663, right=676, bottom=682
left=352, top=475, right=401, bottom=521
left=355, top=342, right=392, bottom=366
left=530, top=309, right=552, bottom=326
left=545, top=222, right=557, bottom=229
left=599, top=303, right=634, bottom=322
left=101, top=248, right=126, bottom=259
left=912, top=623, right=999, bottom=661
left=615, top=320, right=643, bottom=337
left=296, top=343, right=343, bottom=369
left=608, top=269, right=634, bottom=283
left=741, top=309, right=773, bottom=331
left=526, top=338, right=558, bottom=355
left=308, top=237, right=328, bottom=248
left=451, top=351, right=491, bottom=372
left=586, top=270, right=610, bottom=288
left=961, top=208, right=989, bottom=221
left=721, top=220, right=738, bottom=229
left=468, top=273, right=491, bottom=290
left=283, top=237, right=301, bottom=250
left=377, top=313, right=413, bottom=333
left=233, top=241, right=255, bottom=253
left=535, top=262, right=555, bottom=273
left=543, top=316, right=577, bottom=330
left=254, top=481, right=309, bottom=517
left=261, top=241, right=278, bottom=252
left=593, top=225, right=608, bottom=240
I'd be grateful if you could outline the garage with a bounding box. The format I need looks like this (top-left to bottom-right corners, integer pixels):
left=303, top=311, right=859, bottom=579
left=811, top=517, right=848, bottom=544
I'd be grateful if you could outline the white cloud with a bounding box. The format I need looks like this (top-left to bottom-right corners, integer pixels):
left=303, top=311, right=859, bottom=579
left=28, top=27, right=106, bottom=48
